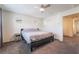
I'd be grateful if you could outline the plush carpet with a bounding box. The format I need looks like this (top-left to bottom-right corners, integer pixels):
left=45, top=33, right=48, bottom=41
left=32, top=36, right=79, bottom=54
left=0, top=40, right=31, bottom=54
left=0, top=36, right=79, bottom=54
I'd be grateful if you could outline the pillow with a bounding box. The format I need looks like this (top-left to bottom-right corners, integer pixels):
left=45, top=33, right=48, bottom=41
left=23, top=28, right=39, bottom=32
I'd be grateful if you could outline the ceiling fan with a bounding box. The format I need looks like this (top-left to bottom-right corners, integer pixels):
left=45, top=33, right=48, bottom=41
left=40, top=4, right=50, bottom=12
left=35, top=4, right=51, bottom=13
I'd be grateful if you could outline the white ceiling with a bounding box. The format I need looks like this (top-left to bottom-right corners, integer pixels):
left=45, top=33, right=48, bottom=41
left=0, top=4, right=79, bottom=18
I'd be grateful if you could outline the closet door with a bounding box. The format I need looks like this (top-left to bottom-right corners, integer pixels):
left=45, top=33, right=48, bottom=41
left=0, top=8, right=2, bottom=47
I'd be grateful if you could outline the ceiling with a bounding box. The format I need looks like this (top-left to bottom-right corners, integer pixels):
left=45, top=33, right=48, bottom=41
left=0, top=4, right=79, bottom=18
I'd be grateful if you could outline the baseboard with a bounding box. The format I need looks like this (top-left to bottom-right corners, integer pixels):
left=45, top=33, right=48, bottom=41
left=63, top=35, right=73, bottom=38
left=54, top=39, right=64, bottom=43
left=3, top=40, right=20, bottom=44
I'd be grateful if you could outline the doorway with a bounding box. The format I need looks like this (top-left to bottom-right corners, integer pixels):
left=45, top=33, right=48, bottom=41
left=63, top=13, right=79, bottom=37
left=74, top=20, right=79, bottom=36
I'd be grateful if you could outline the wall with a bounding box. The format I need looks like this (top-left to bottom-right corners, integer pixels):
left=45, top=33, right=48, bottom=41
left=2, top=10, right=43, bottom=42
left=63, top=13, right=79, bottom=37
left=63, top=17, right=73, bottom=37
left=43, top=6, right=79, bottom=41
left=43, top=13, right=63, bottom=41
left=2, top=6, right=79, bottom=42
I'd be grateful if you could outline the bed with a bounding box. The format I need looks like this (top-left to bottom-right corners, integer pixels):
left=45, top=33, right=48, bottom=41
left=20, top=28, right=54, bottom=51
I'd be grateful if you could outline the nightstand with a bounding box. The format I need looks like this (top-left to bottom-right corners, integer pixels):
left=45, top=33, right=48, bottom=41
left=15, top=33, right=21, bottom=41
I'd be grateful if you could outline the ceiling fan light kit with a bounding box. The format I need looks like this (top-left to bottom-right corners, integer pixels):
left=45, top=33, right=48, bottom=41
left=40, top=4, right=50, bottom=13
left=40, top=7, right=45, bottom=12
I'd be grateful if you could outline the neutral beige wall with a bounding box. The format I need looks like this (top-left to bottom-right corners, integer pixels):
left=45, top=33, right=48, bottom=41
left=63, top=17, right=74, bottom=37
left=2, top=6, right=79, bottom=42
left=63, top=15, right=79, bottom=37
left=2, top=10, right=43, bottom=43
left=43, top=13, right=63, bottom=41
left=43, top=6, right=79, bottom=41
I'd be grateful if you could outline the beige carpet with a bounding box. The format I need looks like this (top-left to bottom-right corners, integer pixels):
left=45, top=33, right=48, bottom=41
left=32, top=36, right=79, bottom=54
left=0, top=40, right=31, bottom=54
left=0, top=36, right=79, bottom=54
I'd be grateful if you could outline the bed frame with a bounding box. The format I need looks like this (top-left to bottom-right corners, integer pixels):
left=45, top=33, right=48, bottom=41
left=20, top=29, right=54, bottom=51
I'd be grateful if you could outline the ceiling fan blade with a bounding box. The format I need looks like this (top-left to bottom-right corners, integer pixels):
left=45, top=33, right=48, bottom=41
left=41, top=4, right=51, bottom=8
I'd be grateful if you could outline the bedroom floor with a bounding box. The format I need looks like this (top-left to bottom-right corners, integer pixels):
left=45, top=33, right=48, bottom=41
left=0, top=36, right=79, bottom=54
left=0, top=40, right=31, bottom=54
left=32, top=36, right=79, bottom=54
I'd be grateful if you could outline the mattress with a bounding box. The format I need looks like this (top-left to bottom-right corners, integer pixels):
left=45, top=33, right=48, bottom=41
left=22, top=30, right=53, bottom=44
